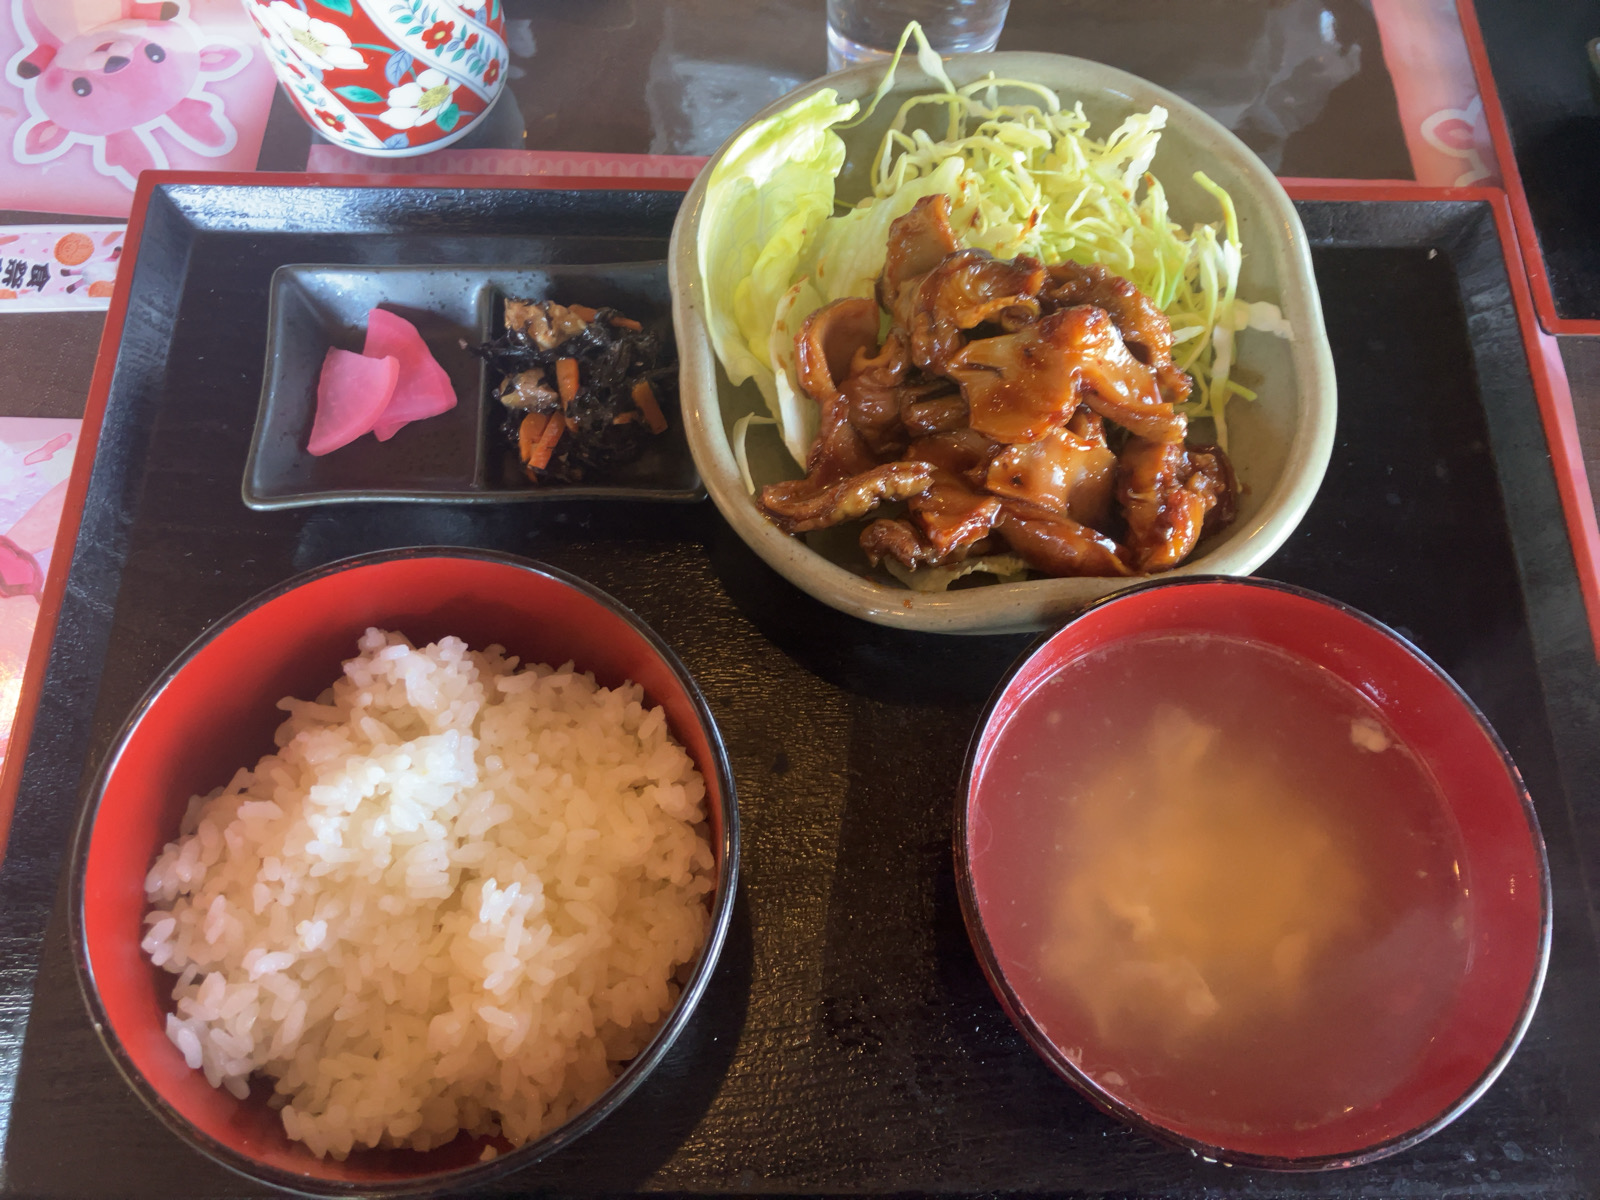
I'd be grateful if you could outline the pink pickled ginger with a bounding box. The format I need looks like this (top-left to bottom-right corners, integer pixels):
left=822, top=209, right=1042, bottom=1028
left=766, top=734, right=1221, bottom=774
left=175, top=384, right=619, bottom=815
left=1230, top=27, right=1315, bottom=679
left=309, top=349, right=399, bottom=457
left=363, top=308, right=458, bottom=441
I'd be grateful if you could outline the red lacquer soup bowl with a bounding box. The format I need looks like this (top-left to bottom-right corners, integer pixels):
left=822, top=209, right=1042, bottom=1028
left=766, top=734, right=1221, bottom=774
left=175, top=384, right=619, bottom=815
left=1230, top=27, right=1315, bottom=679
left=69, top=548, right=739, bottom=1197
left=956, top=576, right=1549, bottom=1170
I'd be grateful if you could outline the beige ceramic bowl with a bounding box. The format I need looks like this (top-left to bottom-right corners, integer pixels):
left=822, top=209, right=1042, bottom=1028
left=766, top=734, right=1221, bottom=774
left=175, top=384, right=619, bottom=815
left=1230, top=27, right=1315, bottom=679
left=669, top=52, right=1337, bottom=634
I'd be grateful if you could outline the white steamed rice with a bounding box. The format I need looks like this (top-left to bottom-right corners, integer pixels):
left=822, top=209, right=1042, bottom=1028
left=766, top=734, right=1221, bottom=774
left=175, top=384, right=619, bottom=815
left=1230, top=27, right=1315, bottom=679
left=141, top=628, right=714, bottom=1160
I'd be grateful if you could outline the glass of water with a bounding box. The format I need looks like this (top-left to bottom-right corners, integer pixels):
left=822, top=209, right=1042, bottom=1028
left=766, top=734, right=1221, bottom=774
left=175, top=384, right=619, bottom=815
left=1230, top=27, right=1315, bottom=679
left=826, top=0, right=1012, bottom=72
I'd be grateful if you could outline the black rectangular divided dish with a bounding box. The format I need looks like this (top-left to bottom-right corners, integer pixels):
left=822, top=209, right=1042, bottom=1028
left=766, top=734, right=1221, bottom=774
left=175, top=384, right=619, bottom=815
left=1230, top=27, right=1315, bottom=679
left=244, top=260, right=697, bottom=507
left=2, top=183, right=1600, bottom=1198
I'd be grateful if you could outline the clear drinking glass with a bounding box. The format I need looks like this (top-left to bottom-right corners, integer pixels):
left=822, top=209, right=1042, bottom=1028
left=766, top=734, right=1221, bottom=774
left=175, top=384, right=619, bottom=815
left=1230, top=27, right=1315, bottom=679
left=825, top=0, right=1012, bottom=72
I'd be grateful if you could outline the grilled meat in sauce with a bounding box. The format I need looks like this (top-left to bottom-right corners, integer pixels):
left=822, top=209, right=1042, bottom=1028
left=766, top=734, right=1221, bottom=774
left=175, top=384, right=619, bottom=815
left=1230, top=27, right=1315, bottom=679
left=758, top=193, right=1236, bottom=580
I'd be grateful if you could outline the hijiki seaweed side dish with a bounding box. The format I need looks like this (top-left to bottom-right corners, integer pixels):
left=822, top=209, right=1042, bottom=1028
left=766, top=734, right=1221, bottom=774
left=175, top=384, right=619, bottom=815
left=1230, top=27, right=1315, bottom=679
left=473, top=300, right=675, bottom=484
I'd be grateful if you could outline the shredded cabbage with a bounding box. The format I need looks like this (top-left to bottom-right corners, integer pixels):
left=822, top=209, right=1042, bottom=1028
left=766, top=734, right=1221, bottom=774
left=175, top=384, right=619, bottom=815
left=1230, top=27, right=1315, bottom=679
left=730, top=413, right=777, bottom=495
left=698, top=21, right=1288, bottom=477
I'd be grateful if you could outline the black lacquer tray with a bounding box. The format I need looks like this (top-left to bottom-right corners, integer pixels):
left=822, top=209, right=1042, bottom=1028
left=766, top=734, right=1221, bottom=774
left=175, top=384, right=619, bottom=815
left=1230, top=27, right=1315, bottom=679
left=1468, top=0, right=1600, bottom=328
left=1, top=180, right=1599, bottom=1198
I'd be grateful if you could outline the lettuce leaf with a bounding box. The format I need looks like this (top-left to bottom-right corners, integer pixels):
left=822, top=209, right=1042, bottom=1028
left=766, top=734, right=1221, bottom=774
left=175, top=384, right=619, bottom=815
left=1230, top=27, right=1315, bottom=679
left=696, top=87, right=858, bottom=463
left=767, top=277, right=826, bottom=464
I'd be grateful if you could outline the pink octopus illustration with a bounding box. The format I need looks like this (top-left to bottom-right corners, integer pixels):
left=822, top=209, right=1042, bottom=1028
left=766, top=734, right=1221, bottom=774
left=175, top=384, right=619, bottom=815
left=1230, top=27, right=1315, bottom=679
left=8, top=0, right=249, bottom=190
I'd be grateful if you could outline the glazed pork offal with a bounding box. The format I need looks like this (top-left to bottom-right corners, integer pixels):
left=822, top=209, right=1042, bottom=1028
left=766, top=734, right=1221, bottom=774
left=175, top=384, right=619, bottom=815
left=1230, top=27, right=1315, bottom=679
left=757, top=195, right=1237, bottom=580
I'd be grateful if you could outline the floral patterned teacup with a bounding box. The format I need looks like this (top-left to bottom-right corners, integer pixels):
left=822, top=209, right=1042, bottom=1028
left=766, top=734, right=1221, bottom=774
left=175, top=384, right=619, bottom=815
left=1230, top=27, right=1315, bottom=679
left=241, top=0, right=507, bottom=157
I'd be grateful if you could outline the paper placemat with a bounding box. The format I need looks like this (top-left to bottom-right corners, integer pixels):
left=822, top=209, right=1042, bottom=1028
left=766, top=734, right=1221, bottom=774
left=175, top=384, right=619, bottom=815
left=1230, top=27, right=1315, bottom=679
left=0, top=418, right=79, bottom=774
left=0, top=0, right=276, bottom=218
left=0, top=226, right=125, bottom=312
